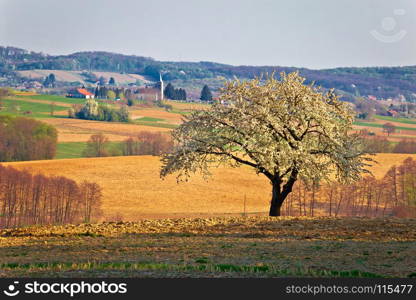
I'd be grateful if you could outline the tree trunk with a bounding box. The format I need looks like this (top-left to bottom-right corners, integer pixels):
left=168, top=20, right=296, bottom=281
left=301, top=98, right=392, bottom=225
left=268, top=170, right=298, bottom=217
left=269, top=180, right=287, bottom=216
left=269, top=181, right=282, bottom=216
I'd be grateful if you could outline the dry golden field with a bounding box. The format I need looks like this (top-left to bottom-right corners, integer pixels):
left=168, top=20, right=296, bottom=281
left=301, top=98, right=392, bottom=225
left=13, top=91, right=38, bottom=96
left=165, top=100, right=210, bottom=111
left=352, top=125, right=416, bottom=142
left=4, top=154, right=415, bottom=221
left=42, top=118, right=171, bottom=142
left=372, top=118, right=416, bottom=128
left=130, top=108, right=184, bottom=124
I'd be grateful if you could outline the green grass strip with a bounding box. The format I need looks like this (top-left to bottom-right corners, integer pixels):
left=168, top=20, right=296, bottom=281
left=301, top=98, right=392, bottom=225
left=374, top=115, right=416, bottom=125
left=354, top=121, right=416, bottom=131
left=0, top=262, right=388, bottom=278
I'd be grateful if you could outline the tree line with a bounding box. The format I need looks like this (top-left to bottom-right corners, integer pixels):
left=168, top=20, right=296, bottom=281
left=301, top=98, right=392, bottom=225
left=69, top=99, right=130, bottom=122
left=83, top=132, right=173, bottom=158
left=121, top=132, right=174, bottom=156
left=3, top=46, right=416, bottom=101
left=360, top=129, right=416, bottom=154
left=200, top=85, right=213, bottom=101
left=0, top=165, right=102, bottom=228
left=43, top=73, right=56, bottom=88
left=0, top=115, right=57, bottom=162
left=280, top=157, right=416, bottom=218
left=94, top=86, right=138, bottom=102
left=164, top=83, right=187, bottom=100
left=2, top=46, right=414, bottom=98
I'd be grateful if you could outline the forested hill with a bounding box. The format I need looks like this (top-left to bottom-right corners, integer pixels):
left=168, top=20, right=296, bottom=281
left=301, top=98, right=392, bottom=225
left=1, top=46, right=416, bottom=101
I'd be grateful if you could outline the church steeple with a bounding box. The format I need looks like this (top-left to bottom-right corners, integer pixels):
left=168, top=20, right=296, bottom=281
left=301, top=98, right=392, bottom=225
left=159, top=73, right=164, bottom=101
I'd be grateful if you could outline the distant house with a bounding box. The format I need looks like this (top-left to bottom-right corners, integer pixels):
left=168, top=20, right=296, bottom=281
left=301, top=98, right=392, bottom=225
left=137, top=87, right=161, bottom=101
left=66, top=88, right=95, bottom=99
left=387, top=109, right=399, bottom=118
left=137, top=74, right=164, bottom=101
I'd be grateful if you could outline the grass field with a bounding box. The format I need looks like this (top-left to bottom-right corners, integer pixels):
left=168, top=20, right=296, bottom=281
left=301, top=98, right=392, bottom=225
left=3, top=94, right=416, bottom=279
left=5, top=94, right=183, bottom=141
left=133, top=120, right=178, bottom=129
left=41, top=118, right=172, bottom=143
left=15, top=94, right=86, bottom=105
left=0, top=98, right=68, bottom=118
left=11, top=93, right=416, bottom=145
left=130, top=108, right=184, bottom=124
left=354, top=121, right=416, bottom=132
left=56, top=142, right=87, bottom=159
left=4, top=154, right=415, bottom=221
left=0, top=217, right=415, bottom=277
left=375, top=115, right=416, bottom=125
left=56, top=142, right=123, bottom=159
left=353, top=117, right=416, bottom=141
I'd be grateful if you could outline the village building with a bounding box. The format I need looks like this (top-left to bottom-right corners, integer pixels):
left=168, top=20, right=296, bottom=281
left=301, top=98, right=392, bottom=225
left=136, top=74, right=164, bottom=101
left=66, top=88, right=95, bottom=99
left=387, top=109, right=399, bottom=118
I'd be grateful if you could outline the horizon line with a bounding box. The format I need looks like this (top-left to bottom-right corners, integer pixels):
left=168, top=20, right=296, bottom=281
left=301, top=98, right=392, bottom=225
left=1, top=44, right=415, bottom=71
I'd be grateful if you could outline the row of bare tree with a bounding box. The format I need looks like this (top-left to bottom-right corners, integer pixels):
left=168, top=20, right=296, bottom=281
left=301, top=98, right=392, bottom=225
left=122, top=132, right=173, bottom=156
left=84, top=132, right=174, bottom=157
left=362, top=135, right=416, bottom=154
left=281, top=157, right=416, bottom=218
left=0, top=165, right=102, bottom=228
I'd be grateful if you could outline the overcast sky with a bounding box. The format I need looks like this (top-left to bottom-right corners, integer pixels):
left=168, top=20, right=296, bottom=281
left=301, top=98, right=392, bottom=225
left=0, top=0, right=415, bottom=69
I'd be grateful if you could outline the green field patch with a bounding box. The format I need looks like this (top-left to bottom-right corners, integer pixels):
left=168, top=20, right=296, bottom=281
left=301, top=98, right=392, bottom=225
left=171, top=109, right=192, bottom=115
left=134, top=120, right=178, bottom=129
left=55, top=142, right=124, bottom=159
left=138, top=116, right=165, bottom=122
left=354, top=121, right=416, bottom=131
left=55, top=142, right=88, bottom=159
left=0, top=99, right=68, bottom=118
left=374, top=115, right=416, bottom=125
left=0, top=262, right=386, bottom=278
left=16, top=94, right=86, bottom=105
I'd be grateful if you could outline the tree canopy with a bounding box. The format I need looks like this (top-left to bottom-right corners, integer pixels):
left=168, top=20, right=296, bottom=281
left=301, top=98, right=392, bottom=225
left=108, top=77, right=116, bottom=86
left=72, top=98, right=130, bottom=122
left=161, top=72, right=371, bottom=216
left=200, top=85, right=213, bottom=101
left=43, top=73, right=56, bottom=88
left=164, top=83, right=187, bottom=100
left=0, top=115, right=57, bottom=162
left=382, top=122, right=396, bottom=136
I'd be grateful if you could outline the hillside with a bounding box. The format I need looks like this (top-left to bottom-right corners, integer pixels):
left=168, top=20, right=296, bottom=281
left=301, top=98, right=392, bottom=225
left=1, top=46, right=416, bottom=101
left=4, top=154, right=415, bottom=221
left=17, top=70, right=150, bottom=85
left=3, top=92, right=416, bottom=159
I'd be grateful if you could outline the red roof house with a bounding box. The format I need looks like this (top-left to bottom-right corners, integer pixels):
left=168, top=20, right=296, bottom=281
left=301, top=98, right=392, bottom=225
left=67, top=88, right=95, bottom=99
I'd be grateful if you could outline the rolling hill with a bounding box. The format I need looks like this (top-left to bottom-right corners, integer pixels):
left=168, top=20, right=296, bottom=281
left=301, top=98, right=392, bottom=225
left=1, top=46, right=416, bottom=101
left=16, top=70, right=150, bottom=85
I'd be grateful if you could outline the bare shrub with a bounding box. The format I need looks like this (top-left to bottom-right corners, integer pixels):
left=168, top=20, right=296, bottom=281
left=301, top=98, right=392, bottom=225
left=83, top=133, right=110, bottom=157
left=122, top=131, right=173, bottom=156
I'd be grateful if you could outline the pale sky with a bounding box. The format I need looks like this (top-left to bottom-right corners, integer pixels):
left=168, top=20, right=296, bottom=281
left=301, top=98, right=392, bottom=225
left=0, top=0, right=415, bottom=69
